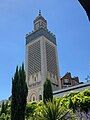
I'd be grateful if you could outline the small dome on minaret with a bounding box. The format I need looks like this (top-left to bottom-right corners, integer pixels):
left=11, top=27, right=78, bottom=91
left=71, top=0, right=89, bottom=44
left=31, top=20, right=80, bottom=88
left=34, top=10, right=47, bottom=31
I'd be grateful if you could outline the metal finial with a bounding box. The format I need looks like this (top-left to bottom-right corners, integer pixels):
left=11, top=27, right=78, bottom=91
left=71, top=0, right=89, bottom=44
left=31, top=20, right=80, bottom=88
left=39, top=10, right=41, bottom=16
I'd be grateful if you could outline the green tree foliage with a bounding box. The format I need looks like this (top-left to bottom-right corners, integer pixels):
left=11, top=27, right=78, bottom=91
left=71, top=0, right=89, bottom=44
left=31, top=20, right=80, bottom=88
left=67, top=89, right=90, bottom=113
left=25, top=101, right=44, bottom=120
left=1, top=87, right=90, bottom=120
left=61, top=89, right=90, bottom=119
left=37, top=99, right=75, bottom=120
left=25, top=89, right=90, bottom=120
left=25, top=102, right=37, bottom=120
left=11, top=64, right=28, bottom=120
left=0, top=102, right=5, bottom=115
left=0, top=101, right=11, bottom=120
left=43, top=79, right=53, bottom=103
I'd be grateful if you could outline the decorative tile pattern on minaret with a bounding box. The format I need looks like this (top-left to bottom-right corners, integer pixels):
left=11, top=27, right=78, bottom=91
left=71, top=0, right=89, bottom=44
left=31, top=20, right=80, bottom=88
left=25, top=11, right=60, bottom=102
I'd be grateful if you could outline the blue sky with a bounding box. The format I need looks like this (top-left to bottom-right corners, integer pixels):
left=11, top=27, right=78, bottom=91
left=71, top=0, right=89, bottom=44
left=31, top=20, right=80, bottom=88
left=0, top=0, right=90, bottom=100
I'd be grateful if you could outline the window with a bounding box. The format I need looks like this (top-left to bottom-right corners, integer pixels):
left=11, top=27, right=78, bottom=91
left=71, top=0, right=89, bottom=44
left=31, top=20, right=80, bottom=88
left=64, top=79, right=69, bottom=83
left=36, top=74, right=38, bottom=79
left=34, top=77, right=36, bottom=82
left=33, top=97, right=35, bottom=101
left=35, top=23, right=39, bottom=30
left=53, top=75, right=55, bottom=79
left=63, top=79, right=71, bottom=85
left=52, top=74, right=53, bottom=78
left=32, top=75, right=34, bottom=79
left=39, top=95, right=42, bottom=100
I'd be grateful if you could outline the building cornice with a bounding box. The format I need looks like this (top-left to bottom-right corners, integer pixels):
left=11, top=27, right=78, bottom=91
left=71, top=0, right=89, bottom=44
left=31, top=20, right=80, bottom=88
left=26, top=28, right=56, bottom=45
left=53, top=82, right=90, bottom=95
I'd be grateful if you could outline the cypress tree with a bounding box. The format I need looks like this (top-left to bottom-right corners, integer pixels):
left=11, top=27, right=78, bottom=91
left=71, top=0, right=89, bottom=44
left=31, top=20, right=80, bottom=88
left=0, top=102, right=5, bottom=115
left=43, top=78, right=53, bottom=103
left=11, top=64, right=28, bottom=120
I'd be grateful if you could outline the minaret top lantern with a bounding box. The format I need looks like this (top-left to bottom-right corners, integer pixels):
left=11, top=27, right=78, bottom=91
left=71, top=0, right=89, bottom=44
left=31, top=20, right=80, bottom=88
left=34, top=10, right=47, bottom=31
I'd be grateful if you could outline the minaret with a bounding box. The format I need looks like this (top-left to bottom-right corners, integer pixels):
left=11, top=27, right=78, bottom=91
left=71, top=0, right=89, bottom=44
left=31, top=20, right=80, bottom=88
left=25, top=11, right=60, bottom=102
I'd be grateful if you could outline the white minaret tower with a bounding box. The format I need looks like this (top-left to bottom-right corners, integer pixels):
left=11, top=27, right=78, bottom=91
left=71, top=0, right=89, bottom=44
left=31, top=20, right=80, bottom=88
left=25, top=11, right=60, bottom=102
